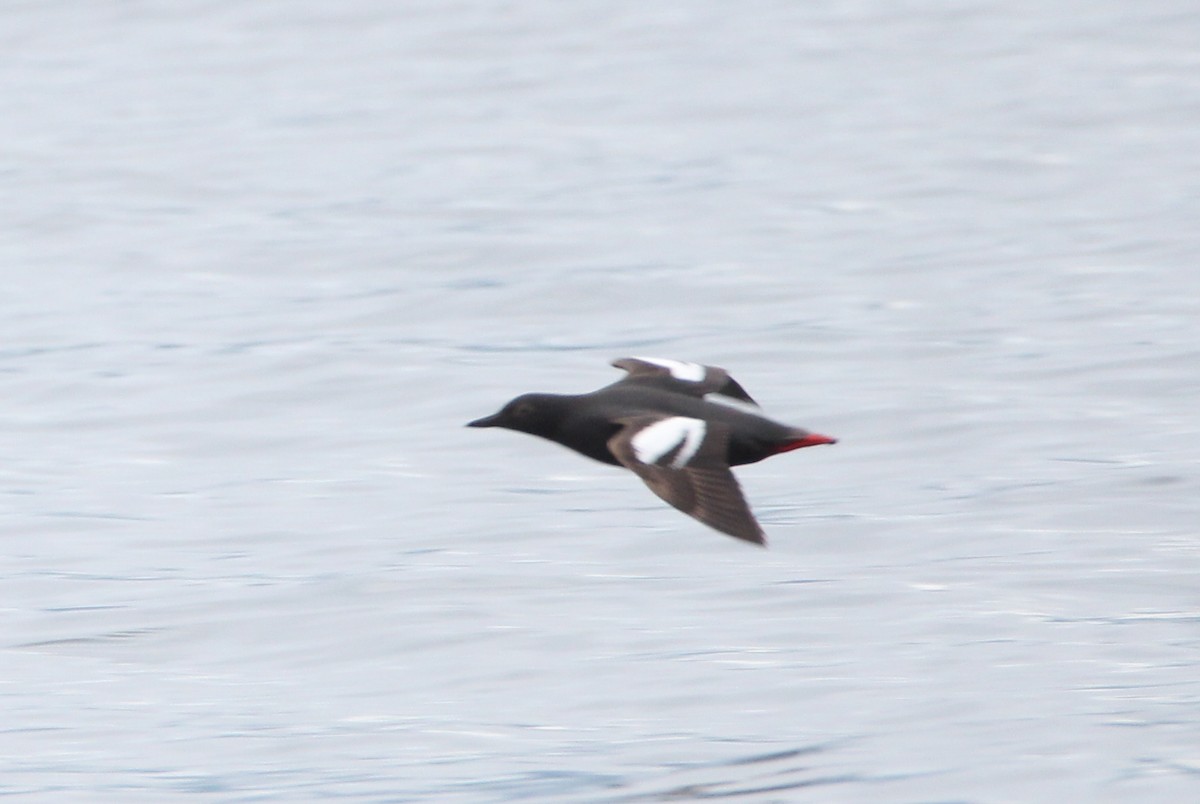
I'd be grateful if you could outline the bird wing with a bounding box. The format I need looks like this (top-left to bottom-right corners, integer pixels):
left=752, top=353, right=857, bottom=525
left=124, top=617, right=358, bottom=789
left=607, top=414, right=766, bottom=545
left=610, top=357, right=759, bottom=406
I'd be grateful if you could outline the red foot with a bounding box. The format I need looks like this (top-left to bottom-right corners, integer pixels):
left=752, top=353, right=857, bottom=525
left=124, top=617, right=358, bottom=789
left=774, top=433, right=837, bottom=453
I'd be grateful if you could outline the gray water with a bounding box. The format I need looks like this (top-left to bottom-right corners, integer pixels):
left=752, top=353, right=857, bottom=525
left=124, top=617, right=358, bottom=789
left=3, top=1, right=1199, bottom=800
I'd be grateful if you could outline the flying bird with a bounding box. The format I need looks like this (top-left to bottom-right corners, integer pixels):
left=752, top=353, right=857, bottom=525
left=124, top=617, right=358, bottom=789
left=467, top=357, right=836, bottom=545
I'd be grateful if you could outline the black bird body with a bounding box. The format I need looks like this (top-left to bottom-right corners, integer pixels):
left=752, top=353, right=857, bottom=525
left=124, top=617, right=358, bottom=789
left=468, top=357, right=836, bottom=545
left=498, top=384, right=801, bottom=468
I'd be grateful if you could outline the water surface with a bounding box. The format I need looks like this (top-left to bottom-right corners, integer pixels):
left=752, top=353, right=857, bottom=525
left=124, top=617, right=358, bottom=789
left=3, top=1, right=1199, bottom=800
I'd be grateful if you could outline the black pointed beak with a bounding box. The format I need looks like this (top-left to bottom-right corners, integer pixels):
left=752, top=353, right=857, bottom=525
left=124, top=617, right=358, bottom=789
left=466, top=412, right=502, bottom=428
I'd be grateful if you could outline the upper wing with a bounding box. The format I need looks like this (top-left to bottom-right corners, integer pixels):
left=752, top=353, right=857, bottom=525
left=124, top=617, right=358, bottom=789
left=610, top=357, right=758, bottom=406
left=607, top=414, right=766, bottom=546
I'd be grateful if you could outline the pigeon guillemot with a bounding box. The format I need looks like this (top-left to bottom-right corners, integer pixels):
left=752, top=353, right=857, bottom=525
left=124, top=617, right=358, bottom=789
left=467, top=357, right=836, bottom=546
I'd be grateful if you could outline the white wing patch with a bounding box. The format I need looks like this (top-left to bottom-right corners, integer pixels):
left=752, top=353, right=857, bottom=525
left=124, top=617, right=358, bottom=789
left=631, top=356, right=707, bottom=383
left=631, top=417, right=707, bottom=468
left=702, top=392, right=762, bottom=414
